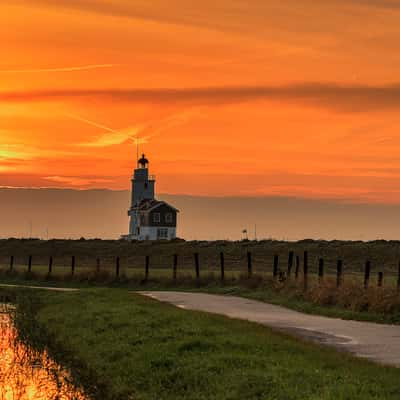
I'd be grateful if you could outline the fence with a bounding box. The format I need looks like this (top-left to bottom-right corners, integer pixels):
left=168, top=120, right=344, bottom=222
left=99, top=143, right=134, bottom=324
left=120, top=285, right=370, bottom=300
left=1, top=249, right=400, bottom=290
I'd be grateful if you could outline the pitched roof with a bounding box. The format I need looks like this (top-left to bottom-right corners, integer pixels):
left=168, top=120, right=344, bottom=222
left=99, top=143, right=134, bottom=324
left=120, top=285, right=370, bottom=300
left=138, top=199, right=179, bottom=213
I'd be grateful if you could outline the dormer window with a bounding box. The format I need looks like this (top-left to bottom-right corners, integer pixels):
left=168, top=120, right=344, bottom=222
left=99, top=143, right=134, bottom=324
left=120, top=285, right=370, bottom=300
left=153, top=213, right=161, bottom=223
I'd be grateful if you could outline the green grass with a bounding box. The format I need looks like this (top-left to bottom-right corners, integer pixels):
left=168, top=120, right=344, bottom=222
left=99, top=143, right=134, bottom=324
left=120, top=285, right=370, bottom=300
left=2, top=270, right=400, bottom=325
left=9, top=288, right=400, bottom=400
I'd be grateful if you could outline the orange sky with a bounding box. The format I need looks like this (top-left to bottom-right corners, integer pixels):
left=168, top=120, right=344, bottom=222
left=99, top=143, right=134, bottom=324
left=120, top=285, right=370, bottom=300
left=2, top=1, right=400, bottom=202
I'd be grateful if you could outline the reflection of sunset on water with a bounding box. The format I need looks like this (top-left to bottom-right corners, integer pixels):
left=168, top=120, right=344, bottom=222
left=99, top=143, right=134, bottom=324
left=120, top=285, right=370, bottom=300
left=0, top=310, right=88, bottom=400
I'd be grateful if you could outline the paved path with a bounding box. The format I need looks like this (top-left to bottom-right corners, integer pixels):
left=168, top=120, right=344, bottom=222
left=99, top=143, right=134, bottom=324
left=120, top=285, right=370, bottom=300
left=141, top=291, right=400, bottom=367
left=0, top=283, right=78, bottom=292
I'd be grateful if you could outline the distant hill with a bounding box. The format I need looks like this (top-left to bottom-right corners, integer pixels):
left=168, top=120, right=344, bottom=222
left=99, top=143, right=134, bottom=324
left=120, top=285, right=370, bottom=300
left=0, top=188, right=399, bottom=240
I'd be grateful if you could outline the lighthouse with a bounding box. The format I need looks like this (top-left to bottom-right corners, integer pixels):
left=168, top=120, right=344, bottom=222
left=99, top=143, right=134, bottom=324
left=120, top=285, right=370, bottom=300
left=125, top=154, right=178, bottom=241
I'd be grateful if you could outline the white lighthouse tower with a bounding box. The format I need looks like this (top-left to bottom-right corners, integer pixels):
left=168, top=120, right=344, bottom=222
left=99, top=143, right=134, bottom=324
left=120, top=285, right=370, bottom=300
left=125, top=154, right=178, bottom=240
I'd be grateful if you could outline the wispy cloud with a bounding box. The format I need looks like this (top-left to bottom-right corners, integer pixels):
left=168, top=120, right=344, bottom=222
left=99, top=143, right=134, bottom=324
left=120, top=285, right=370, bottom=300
left=137, top=109, right=201, bottom=141
left=6, top=0, right=233, bottom=32
left=3, top=83, right=400, bottom=112
left=0, top=144, right=35, bottom=173
left=0, top=144, right=34, bottom=161
left=0, top=64, right=120, bottom=73
left=8, top=0, right=400, bottom=35
left=44, top=175, right=112, bottom=187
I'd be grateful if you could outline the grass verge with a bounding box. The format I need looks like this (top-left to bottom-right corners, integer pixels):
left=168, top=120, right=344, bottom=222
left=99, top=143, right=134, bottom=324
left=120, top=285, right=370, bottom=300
left=7, top=288, right=400, bottom=400
left=2, top=272, right=400, bottom=325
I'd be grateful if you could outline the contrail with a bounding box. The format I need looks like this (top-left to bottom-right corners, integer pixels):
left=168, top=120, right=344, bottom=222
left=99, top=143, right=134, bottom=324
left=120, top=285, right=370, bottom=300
left=66, top=109, right=198, bottom=147
left=0, top=64, right=120, bottom=73
left=65, top=113, right=119, bottom=133
left=65, top=112, right=144, bottom=147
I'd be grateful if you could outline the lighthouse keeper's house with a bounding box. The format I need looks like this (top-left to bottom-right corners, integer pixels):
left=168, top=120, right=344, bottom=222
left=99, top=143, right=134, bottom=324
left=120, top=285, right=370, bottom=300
left=123, top=154, right=178, bottom=241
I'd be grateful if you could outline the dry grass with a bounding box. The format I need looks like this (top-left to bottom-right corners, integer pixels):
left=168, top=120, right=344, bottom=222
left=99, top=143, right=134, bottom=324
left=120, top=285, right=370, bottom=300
left=305, top=279, right=400, bottom=314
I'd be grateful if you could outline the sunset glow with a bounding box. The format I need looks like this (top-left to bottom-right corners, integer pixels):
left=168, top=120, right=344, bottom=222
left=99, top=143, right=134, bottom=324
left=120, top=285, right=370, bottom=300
left=2, top=1, right=400, bottom=202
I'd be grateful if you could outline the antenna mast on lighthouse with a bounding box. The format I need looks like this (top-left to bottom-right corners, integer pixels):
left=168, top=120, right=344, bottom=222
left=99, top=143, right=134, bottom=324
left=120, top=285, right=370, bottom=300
left=136, top=136, right=139, bottom=163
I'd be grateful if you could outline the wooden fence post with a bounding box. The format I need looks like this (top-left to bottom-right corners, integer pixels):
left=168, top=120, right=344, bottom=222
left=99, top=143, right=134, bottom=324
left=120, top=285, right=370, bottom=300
left=303, top=251, right=308, bottom=290
left=173, top=254, right=178, bottom=280
left=220, top=252, right=225, bottom=281
left=273, top=255, right=279, bottom=279
left=287, top=251, right=294, bottom=276
left=318, top=258, right=324, bottom=284
left=247, top=251, right=252, bottom=278
left=48, top=256, right=53, bottom=275
left=194, top=253, right=200, bottom=280
left=145, top=255, right=150, bottom=281
left=96, top=258, right=101, bottom=274
left=377, top=271, right=383, bottom=287
left=116, top=256, right=120, bottom=277
left=397, top=261, right=400, bottom=291
left=295, top=255, right=300, bottom=279
left=364, top=261, right=371, bottom=289
left=28, top=255, right=32, bottom=273
left=336, top=259, right=343, bottom=288
left=71, top=256, right=75, bottom=276
left=9, top=255, right=14, bottom=272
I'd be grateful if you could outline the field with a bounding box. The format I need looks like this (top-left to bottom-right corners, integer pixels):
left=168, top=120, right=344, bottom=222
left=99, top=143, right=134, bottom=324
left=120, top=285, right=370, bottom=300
left=1, top=238, right=400, bottom=326
left=8, top=288, right=400, bottom=400
left=1, top=238, right=400, bottom=284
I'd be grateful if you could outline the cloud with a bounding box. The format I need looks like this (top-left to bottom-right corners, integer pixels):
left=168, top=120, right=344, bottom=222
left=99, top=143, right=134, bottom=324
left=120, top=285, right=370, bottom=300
left=0, top=145, right=35, bottom=172
left=8, top=1, right=400, bottom=34
left=0, top=144, right=34, bottom=161
left=137, top=109, right=202, bottom=141
left=44, top=175, right=112, bottom=187
left=0, top=64, right=120, bottom=73
left=3, top=83, right=400, bottom=112
left=349, top=0, right=400, bottom=9
left=6, top=0, right=241, bottom=32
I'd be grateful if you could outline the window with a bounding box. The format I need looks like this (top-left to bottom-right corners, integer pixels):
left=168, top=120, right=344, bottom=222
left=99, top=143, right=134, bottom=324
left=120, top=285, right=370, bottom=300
left=157, top=228, right=168, bottom=239
left=153, top=213, right=161, bottom=223
left=165, top=213, right=173, bottom=223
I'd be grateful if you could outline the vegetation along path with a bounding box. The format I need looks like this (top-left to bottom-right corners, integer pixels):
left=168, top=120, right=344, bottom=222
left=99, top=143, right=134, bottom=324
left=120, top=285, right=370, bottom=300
left=141, top=291, right=400, bottom=367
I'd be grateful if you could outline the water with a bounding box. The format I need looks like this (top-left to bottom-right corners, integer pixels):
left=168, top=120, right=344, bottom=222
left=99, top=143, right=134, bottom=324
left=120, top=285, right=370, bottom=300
left=0, top=304, right=89, bottom=400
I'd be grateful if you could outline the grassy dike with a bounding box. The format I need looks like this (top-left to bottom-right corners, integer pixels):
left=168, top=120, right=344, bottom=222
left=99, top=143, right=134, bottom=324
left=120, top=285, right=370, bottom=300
left=8, top=288, right=400, bottom=400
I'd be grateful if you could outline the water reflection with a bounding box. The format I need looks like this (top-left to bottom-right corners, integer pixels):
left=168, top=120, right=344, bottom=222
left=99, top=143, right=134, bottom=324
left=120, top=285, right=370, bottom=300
left=0, top=304, right=88, bottom=400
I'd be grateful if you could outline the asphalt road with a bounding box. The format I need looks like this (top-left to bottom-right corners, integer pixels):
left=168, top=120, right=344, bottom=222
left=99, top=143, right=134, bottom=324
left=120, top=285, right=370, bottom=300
left=140, top=291, right=400, bottom=367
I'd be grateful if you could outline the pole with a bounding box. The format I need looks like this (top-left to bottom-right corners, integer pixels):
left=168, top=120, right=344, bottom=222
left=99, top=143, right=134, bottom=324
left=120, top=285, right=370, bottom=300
left=336, top=259, right=343, bottom=288
left=71, top=255, right=75, bottom=276
left=145, top=255, right=150, bottom=281
left=173, top=254, right=178, bottom=280
left=303, top=251, right=308, bottom=290
left=220, top=252, right=225, bottom=281
left=48, top=256, right=53, bottom=275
